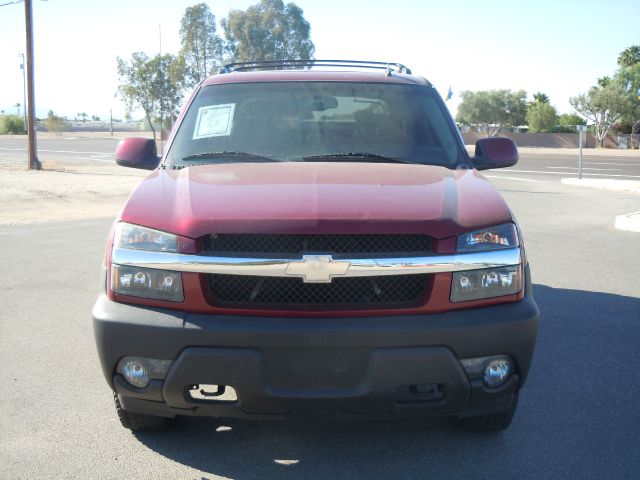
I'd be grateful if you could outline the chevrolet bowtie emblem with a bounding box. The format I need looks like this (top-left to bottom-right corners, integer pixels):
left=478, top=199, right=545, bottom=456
left=284, top=255, right=351, bottom=283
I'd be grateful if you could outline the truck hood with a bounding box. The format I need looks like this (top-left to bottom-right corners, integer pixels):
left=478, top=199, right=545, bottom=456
left=119, top=162, right=512, bottom=239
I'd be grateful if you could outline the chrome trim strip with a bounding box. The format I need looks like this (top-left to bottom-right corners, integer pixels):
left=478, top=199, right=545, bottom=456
left=112, top=247, right=521, bottom=283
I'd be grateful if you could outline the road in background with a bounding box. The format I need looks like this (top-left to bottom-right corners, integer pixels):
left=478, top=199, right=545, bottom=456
left=0, top=136, right=123, bottom=167
left=1, top=136, right=639, bottom=179
left=490, top=152, right=640, bottom=181
left=0, top=163, right=638, bottom=479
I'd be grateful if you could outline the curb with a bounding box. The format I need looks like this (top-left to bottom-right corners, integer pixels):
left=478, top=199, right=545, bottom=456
left=560, top=178, right=640, bottom=194
left=615, top=212, right=640, bottom=233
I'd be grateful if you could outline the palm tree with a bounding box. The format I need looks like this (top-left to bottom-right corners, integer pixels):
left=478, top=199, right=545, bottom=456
left=617, top=45, right=640, bottom=67
left=15, top=103, right=21, bottom=115
left=532, top=92, right=550, bottom=104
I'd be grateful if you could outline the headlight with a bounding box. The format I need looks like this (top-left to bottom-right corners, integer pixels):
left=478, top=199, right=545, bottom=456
left=111, top=264, right=184, bottom=302
left=452, top=223, right=521, bottom=302
left=114, top=222, right=178, bottom=252
left=112, top=223, right=182, bottom=301
left=456, top=223, right=518, bottom=252
left=450, top=265, right=520, bottom=302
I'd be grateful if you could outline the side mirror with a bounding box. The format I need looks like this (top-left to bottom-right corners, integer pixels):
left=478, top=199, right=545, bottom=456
left=472, top=137, right=518, bottom=170
left=115, top=138, right=160, bottom=170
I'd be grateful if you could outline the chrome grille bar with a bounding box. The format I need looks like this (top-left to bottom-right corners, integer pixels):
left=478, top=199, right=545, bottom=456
left=112, top=247, right=521, bottom=283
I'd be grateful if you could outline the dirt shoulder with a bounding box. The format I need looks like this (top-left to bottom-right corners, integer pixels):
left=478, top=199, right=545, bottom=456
left=0, top=165, right=147, bottom=225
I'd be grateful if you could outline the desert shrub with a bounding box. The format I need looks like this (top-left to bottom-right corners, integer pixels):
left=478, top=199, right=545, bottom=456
left=0, top=115, right=25, bottom=134
left=43, top=110, right=68, bottom=132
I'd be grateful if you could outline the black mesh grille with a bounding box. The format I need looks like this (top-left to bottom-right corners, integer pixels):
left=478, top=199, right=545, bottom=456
left=207, top=274, right=428, bottom=309
left=202, top=234, right=431, bottom=257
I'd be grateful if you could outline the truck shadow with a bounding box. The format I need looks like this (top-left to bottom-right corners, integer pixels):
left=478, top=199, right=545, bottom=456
left=133, top=284, right=640, bottom=479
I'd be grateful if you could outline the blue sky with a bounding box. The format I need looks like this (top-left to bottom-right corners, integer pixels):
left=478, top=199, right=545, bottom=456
left=0, top=0, right=637, bottom=120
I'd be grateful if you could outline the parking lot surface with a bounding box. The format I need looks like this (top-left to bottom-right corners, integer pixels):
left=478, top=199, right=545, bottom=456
left=0, top=140, right=639, bottom=479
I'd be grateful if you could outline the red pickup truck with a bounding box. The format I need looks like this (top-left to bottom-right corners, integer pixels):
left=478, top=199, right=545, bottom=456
left=93, top=60, right=539, bottom=432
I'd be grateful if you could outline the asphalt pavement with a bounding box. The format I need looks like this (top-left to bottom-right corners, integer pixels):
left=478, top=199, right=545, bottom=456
left=0, top=136, right=123, bottom=167
left=1, top=147, right=639, bottom=478
left=488, top=152, right=640, bottom=182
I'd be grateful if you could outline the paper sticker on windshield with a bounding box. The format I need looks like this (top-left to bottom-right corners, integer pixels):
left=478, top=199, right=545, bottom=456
left=193, top=104, right=235, bottom=139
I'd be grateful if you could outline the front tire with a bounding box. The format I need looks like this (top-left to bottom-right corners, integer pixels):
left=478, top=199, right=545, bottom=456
left=113, top=393, right=171, bottom=431
left=455, top=394, right=519, bottom=432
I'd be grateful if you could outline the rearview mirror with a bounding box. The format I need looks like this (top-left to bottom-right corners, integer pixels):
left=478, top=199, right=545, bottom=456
left=472, top=137, right=518, bottom=171
left=312, top=95, right=338, bottom=111
left=115, top=138, right=160, bottom=170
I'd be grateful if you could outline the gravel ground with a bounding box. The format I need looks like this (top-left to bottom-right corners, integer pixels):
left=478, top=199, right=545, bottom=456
left=0, top=165, right=146, bottom=225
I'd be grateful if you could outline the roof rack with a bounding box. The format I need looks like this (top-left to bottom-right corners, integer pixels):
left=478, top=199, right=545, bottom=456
left=219, top=59, right=412, bottom=75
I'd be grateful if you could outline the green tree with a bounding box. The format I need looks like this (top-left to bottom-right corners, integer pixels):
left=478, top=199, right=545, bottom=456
left=615, top=62, right=640, bottom=147
left=617, top=45, right=640, bottom=67
left=456, top=89, right=527, bottom=136
left=552, top=113, right=587, bottom=132
left=179, top=3, right=224, bottom=87
left=526, top=92, right=556, bottom=132
left=78, top=112, right=88, bottom=123
left=532, top=92, right=550, bottom=104
left=557, top=113, right=586, bottom=127
left=222, top=0, right=315, bottom=63
left=527, top=102, right=557, bottom=132
left=570, top=80, right=631, bottom=147
left=116, top=52, right=184, bottom=141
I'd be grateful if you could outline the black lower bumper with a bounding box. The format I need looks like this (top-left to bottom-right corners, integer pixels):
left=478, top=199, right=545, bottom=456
left=93, top=281, right=539, bottom=420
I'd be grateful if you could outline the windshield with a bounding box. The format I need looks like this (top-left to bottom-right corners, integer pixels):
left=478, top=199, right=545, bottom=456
left=165, top=81, right=464, bottom=167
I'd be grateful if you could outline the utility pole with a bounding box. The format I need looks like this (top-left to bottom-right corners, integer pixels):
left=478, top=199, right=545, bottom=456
left=158, top=24, right=163, bottom=155
left=24, top=0, right=41, bottom=170
left=19, top=53, right=27, bottom=134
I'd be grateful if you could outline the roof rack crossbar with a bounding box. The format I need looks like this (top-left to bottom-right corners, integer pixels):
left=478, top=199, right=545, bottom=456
left=219, top=59, right=412, bottom=75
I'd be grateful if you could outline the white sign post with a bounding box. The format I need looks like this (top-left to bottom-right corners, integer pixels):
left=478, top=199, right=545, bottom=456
left=577, top=125, right=587, bottom=180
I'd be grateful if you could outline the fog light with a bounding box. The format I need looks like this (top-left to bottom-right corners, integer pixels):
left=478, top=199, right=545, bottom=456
left=483, top=358, right=513, bottom=388
left=117, top=356, right=172, bottom=389
left=121, top=360, right=149, bottom=388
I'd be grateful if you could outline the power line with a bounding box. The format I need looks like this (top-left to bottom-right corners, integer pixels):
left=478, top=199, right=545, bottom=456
left=0, top=0, right=24, bottom=7
left=0, top=0, right=46, bottom=7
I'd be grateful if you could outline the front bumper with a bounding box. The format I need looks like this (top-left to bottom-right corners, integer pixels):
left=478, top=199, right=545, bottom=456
left=92, top=272, right=539, bottom=420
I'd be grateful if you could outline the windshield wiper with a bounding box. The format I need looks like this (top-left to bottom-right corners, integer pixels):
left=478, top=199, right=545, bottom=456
left=302, top=152, right=413, bottom=164
left=182, top=151, right=280, bottom=163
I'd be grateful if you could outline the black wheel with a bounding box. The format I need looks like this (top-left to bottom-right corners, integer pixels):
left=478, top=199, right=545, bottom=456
left=113, top=393, right=171, bottom=431
left=454, top=394, right=519, bottom=432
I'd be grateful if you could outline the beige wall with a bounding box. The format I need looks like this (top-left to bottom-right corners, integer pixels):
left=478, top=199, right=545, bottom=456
left=461, top=132, right=628, bottom=149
